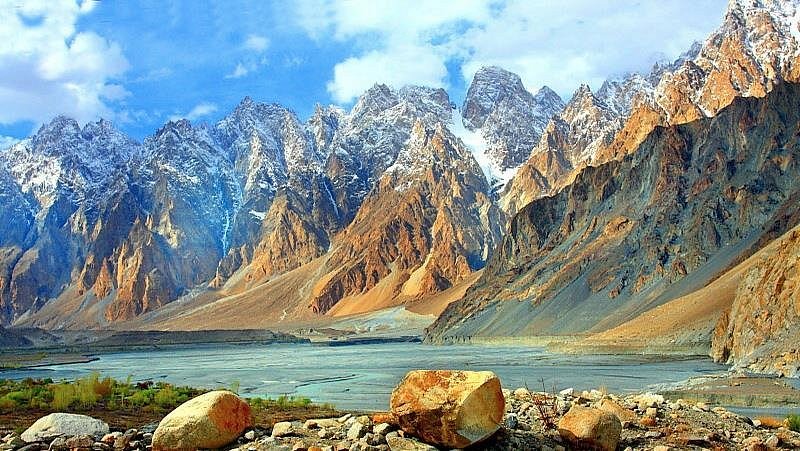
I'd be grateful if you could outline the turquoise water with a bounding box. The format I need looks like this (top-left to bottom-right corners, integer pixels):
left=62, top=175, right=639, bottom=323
left=2, top=342, right=725, bottom=410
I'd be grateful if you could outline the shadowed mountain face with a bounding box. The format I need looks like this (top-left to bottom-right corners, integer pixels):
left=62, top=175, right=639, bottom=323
left=426, top=82, right=800, bottom=342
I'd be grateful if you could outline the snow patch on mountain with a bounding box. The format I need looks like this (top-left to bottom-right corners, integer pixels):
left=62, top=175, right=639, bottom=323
left=448, top=109, right=515, bottom=188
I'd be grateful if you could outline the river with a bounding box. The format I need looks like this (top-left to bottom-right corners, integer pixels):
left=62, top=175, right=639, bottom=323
left=2, top=342, right=726, bottom=411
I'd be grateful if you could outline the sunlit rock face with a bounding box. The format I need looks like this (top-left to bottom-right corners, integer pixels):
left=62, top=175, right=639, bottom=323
left=427, top=82, right=800, bottom=343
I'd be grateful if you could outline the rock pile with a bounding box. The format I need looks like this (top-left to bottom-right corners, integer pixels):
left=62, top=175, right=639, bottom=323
left=4, top=375, right=800, bottom=451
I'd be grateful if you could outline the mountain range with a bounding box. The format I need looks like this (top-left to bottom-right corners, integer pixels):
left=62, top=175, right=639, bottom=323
left=2, top=0, right=800, bottom=376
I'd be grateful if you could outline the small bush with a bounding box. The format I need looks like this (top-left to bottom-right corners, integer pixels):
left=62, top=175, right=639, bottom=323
left=51, top=384, right=76, bottom=410
left=154, top=385, right=179, bottom=408
left=756, top=416, right=784, bottom=429
left=129, top=389, right=155, bottom=407
left=0, top=396, right=17, bottom=411
left=787, top=413, right=800, bottom=432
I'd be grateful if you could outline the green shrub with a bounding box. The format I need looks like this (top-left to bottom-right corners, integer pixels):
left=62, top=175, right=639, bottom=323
left=129, top=389, right=155, bottom=407
left=0, top=396, right=17, bottom=411
left=154, top=385, right=179, bottom=408
left=51, top=383, right=76, bottom=410
left=229, top=380, right=240, bottom=394
left=787, top=413, right=800, bottom=432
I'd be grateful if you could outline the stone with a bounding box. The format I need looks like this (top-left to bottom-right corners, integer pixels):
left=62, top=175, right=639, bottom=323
left=631, top=393, right=663, bottom=409
left=49, top=437, right=69, bottom=451
left=21, top=414, right=110, bottom=443
left=645, top=407, right=658, bottom=418
left=65, top=435, right=95, bottom=450
left=559, top=388, right=575, bottom=397
left=742, top=436, right=767, bottom=451
left=272, top=422, right=295, bottom=438
left=695, top=402, right=710, bottom=412
left=370, top=413, right=394, bottom=425
left=765, top=434, right=780, bottom=448
left=244, top=431, right=256, bottom=441
left=557, top=405, right=622, bottom=451
left=17, top=445, right=44, bottom=451
left=101, top=434, right=121, bottom=446
left=512, top=387, right=530, bottom=400
left=597, top=399, right=637, bottom=423
left=504, top=413, right=518, bottom=429
left=385, top=435, right=438, bottom=451
left=373, top=424, right=392, bottom=436
left=338, top=414, right=352, bottom=423
left=346, top=423, right=367, bottom=440
left=355, top=416, right=371, bottom=426
left=389, top=370, right=504, bottom=448
left=152, top=390, right=251, bottom=451
left=312, top=419, right=342, bottom=429
left=653, top=446, right=671, bottom=451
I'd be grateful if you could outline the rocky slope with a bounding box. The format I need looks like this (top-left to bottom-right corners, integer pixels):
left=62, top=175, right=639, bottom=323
left=426, top=81, right=800, bottom=342
left=461, top=66, right=564, bottom=185
left=711, top=224, right=800, bottom=377
left=500, top=48, right=701, bottom=217
left=599, top=0, right=800, bottom=164
left=308, top=122, right=503, bottom=316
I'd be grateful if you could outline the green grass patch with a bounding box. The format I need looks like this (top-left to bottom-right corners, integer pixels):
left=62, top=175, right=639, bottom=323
left=0, top=373, right=203, bottom=414
left=0, top=374, right=333, bottom=418
left=787, top=413, right=800, bottom=432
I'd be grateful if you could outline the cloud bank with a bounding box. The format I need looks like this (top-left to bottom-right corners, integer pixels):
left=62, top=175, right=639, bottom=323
left=296, top=0, right=727, bottom=103
left=0, top=0, right=129, bottom=126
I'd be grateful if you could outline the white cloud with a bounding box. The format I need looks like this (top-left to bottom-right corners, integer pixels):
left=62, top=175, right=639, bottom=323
left=133, top=67, right=173, bottom=83
left=295, top=0, right=727, bottom=103
left=243, top=34, right=269, bottom=53
left=169, top=102, right=218, bottom=122
left=297, top=0, right=491, bottom=103
left=0, top=135, right=19, bottom=150
left=0, top=0, right=130, bottom=125
left=327, top=45, right=448, bottom=103
left=225, top=62, right=250, bottom=79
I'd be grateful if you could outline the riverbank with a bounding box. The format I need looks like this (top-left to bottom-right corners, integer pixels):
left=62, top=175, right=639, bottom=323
left=1, top=374, right=799, bottom=451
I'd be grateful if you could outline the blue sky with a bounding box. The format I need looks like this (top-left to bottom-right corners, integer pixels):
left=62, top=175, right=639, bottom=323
left=0, top=0, right=728, bottom=142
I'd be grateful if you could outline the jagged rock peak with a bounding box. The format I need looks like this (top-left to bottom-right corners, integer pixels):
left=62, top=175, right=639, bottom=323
left=149, top=118, right=197, bottom=144
left=533, top=86, right=563, bottom=106
left=350, top=83, right=399, bottom=118
left=563, top=84, right=605, bottom=116
left=462, top=66, right=529, bottom=129
left=32, top=116, right=81, bottom=146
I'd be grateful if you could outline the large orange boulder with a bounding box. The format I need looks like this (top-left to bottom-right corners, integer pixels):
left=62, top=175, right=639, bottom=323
left=558, top=404, right=621, bottom=451
left=389, top=370, right=504, bottom=448
left=152, top=390, right=251, bottom=451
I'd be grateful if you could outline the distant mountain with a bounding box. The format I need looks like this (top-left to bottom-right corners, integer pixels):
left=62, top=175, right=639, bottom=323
left=426, top=0, right=800, bottom=343
left=427, top=81, right=800, bottom=343
left=0, top=80, right=500, bottom=328
left=500, top=46, right=701, bottom=217
left=462, top=66, right=565, bottom=182
left=4, top=0, right=800, bottom=374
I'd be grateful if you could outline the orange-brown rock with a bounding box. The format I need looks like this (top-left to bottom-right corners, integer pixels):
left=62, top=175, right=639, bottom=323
left=152, top=391, right=251, bottom=451
left=389, top=370, right=504, bottom=448
left=712, top=225, right=800, bottom=376
left=597, top=399, right=637, bottom=424
left=309, top=123, right=502, bottom=315
left=558, top=405, right=622, bottom=451
left=427, top=82, right=800, bottom=343
left=599, top=0, right=800, bottom=163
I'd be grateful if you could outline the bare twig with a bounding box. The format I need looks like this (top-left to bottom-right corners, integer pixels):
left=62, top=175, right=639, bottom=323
left=529, top=378, right=559, bottom=430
